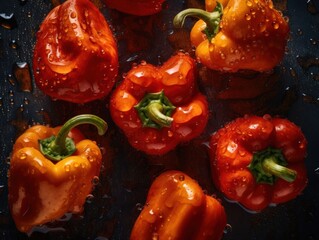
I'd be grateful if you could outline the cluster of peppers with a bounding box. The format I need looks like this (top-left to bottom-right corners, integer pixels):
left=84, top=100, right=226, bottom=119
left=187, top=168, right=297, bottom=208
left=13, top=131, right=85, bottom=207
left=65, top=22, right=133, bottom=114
left=8, top=0, right=308, bottom=238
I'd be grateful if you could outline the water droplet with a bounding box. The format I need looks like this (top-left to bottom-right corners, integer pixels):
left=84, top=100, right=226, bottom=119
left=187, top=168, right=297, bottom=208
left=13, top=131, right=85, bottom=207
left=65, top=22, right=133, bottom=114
left=283, top=16, right=289, bottom=23
left=92, top=176, right=100, bottom=186
left=245, top=13, right=251, bottom=20
left=7, top=74, right=15, bottom=86
left=272, top=22, right=279, bottom=29
left=246, top=0, right=253, bottom=7
left=70, top=11, right=77, bottom=19
left=289, top=67, right=297, bottom=78
left=86, top=194, right=94, bottom=203
left=140, top=60, right=147, bottom=66
left=89, top=36, right=96, bottom=43
left=152, top=232, right=159, bottom=240
left=80, top=23, right=87, bottom=30
left=310, top=38, right=317, bottom=45
left=297, top=28, right=303, bottom=35
left=178, top=174, right=185, bottom=181
left=307, top=0, right=318, bottom=14
left=167, top=130, right=173, bottom=137
left=12, top=62, right=33, bottom=92
left=64, top=164, right=71, bottom=172
left=136, top=203, right=144, bottom=211
left=19, top=152, right=27, bottom=160
left=315, top=167, right=319, bottom=174
left=88, top=155, right=95, bottom=162
left=0, top=13, right=17, bottom=29
left=238, top=149, right=246, bottom=157
left=223, top=223, right=232, bottom=234
left=9, top=40, right=19, bottom=49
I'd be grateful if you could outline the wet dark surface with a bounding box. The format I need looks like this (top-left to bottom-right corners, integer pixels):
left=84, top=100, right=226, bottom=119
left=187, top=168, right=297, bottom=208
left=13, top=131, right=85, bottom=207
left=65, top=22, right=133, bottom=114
left=0, top=0, right=319, bottom=239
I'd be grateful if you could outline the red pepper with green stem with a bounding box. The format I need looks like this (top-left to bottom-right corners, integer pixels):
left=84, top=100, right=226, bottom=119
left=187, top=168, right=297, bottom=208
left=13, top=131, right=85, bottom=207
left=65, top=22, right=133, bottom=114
left=8, top=114, right=107, bottom=232
left=209, top=115, right=308, bottom=212
left=109, top=52, right=209, bottom=155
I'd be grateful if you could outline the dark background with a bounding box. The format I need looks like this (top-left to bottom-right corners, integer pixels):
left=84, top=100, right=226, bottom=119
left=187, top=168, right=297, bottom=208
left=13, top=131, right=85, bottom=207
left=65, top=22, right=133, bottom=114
left=1, top=0, right=319, bottom=239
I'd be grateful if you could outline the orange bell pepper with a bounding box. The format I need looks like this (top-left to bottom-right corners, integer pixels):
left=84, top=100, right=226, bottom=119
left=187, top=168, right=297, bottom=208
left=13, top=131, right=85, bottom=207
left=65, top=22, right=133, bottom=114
left=174, top=0, right=289, bottom=72
left=8, top=114, right=107, bottom=232
left=130, top=170, right=227, bottom=240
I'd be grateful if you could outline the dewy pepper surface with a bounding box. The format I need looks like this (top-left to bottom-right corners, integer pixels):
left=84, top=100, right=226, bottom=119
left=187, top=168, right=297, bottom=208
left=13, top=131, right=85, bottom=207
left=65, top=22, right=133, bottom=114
left=130, top=170, right=227, bottom=240
left=209, top=115, right=308, bottom=212
left=8, top=114, right=107, bottom=232
left=33, top=0, right=118, bottom=103
left=109, top=52, right=209, bottom=155
left=174, top=0, right=289, bottom=72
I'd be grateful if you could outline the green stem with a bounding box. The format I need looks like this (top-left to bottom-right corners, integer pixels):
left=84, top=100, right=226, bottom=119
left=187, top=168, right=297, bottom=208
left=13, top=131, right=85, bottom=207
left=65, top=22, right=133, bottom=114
left=173, top=2, right=223, bottom=41
left=39, top=114, right=107, bottom=162
left=262, top=157, right=297, bottom=183
left=248, top=147, right=297, bottom=185
left=147, top=102, right=173, bottom=127
left=134, top=91, right=175, bottom=129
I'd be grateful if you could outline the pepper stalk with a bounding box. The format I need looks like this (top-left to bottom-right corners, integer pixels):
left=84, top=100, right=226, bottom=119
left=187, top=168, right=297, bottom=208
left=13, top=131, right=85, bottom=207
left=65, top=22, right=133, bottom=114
left=173, top=1, right=223, bottom=41
left=39, top=114, right=107, bottom=161
left=248, top=147, right=297, bottom=185
left=134, top=90, right=176, bottom=129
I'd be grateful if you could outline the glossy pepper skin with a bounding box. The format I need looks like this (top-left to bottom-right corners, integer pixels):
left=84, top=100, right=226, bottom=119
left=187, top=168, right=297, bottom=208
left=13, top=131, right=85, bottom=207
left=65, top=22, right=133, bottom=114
left=174, top=0, right=289, bottom=72
left=109, top=53, right=209, bottom=155
left=209, top=115, right=308, bottom=212
left=33, top=0, right=118, bottom=103
left=130, top=170, right=227, bottom=240
left=104, top=0, right=165, bottom=16
left=8, top=115, right=107, bottom=232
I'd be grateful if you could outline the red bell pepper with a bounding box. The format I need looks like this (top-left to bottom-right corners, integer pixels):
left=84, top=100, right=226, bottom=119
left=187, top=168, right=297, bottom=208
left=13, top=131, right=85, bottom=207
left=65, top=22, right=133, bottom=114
left=104, top=0, right=165, bottom=16
left=109, top=52, right=209, bottom=155
left=33, top=0, right=118, bottom=103
left=209, top=115, right=308, bottom=212
left=130, top=170, right=227, bottom=240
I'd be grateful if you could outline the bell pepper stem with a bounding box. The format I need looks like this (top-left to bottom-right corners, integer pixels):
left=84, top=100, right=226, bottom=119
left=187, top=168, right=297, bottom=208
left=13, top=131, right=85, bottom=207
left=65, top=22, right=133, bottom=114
left=135, top=91, right=175, bottom=129
left=173, top=2, right=223, bottom=41
left=147, top=102, right=173, bottom=127
left=248, top=147, right=297, bottom=185
left=262, top=157, right=297, bottom=183
left=40, top=114, right=107, bottom=161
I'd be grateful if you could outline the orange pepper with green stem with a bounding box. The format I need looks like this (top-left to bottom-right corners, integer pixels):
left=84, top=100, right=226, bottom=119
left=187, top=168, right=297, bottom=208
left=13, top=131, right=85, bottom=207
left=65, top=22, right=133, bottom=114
left=174, top=0, right=289, bottom=72
left=8, top=114, right=107, bottom=232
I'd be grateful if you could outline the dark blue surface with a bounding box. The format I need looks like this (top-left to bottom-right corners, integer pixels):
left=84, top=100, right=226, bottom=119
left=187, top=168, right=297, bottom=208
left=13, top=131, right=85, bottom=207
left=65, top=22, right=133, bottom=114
left=1, top=0, right=319, bottom=239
